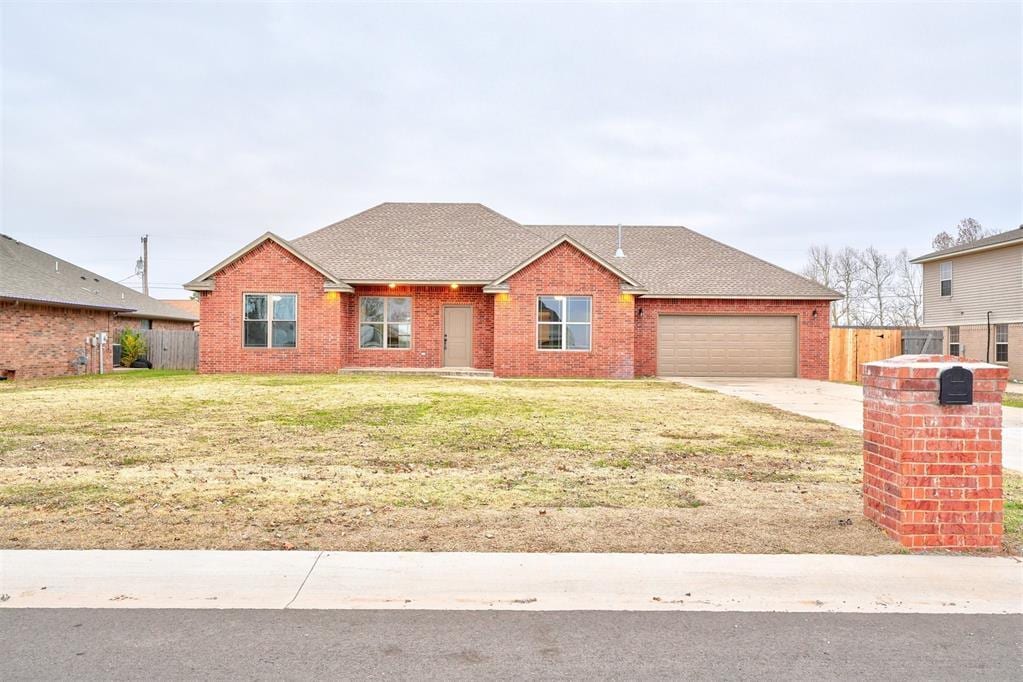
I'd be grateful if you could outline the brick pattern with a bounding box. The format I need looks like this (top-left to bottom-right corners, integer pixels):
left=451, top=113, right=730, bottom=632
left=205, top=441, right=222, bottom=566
left=343, top=285, right=494, bottom=369
left=198, top=240, right=343, bottom=373
left=0, top=301, right=114, bottom=379
left=633, top=298, right=831, bottom=378
left=862, top=354, right=1007, bottom=550
left=493, top=242, right=635, bottom=378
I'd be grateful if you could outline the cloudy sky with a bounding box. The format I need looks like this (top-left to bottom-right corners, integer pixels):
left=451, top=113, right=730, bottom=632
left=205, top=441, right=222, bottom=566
left=2, top=1, right=1020, bottom=298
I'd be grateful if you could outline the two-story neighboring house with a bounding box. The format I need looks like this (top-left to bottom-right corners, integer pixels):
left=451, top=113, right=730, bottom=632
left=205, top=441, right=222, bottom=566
left=911, top=226, right=1023, bottom=380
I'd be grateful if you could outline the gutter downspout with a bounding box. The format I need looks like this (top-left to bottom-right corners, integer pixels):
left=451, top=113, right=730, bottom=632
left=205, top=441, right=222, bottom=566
left=986, top=311, right=993, bottom=363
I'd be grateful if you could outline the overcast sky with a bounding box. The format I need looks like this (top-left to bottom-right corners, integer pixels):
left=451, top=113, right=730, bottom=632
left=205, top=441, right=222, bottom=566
left=2, top=1, right=1020, bottom=298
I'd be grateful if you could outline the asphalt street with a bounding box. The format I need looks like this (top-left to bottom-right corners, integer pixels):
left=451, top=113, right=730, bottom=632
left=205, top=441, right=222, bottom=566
left=3, top=610, right=1021, bottom=680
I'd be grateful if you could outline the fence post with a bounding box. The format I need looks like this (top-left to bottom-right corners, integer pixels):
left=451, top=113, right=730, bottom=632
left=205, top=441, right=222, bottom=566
left=862, top=354, right=1007, bottom=550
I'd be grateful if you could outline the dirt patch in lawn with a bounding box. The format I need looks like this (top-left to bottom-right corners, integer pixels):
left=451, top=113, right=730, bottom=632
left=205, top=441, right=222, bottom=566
left=1, top=371, right=1016, bottom=554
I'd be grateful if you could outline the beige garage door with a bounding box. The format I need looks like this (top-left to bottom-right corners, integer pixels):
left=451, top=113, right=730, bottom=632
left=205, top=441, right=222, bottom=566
left=657, top=315, right=797, bottom=377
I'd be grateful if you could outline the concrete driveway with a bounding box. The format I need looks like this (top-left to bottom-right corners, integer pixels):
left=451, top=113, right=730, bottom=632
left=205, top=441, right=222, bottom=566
left=672, top=377, right=1022, bottom=473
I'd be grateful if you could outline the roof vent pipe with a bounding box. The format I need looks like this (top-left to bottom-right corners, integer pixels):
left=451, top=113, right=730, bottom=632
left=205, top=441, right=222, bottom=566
left=614, top=223, right=625, bottom=258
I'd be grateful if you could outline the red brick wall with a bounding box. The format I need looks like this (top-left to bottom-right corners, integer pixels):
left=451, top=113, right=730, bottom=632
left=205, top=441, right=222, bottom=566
left=492, top=242, right=635, bottom=378
left=0, top=301, right=115, bottom=379
left=197, top=240, right=342, bottom=373
left=344, top=285, right=494, bottom=369
left=633, top=298, right=831, bottom=378
left=862, top=355, right=1006, bottom=550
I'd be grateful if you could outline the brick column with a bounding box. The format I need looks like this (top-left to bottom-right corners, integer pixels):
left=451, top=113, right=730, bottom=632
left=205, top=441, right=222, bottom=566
left=862, top=354, right=1007, bottom=550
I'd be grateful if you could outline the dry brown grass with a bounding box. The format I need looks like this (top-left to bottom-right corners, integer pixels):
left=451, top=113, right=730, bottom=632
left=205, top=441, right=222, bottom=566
left=1, top=370, right=1013, bottom=554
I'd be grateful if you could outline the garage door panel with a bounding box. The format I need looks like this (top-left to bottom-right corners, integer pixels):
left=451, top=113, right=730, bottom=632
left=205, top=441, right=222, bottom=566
left=657, top=315, right=797, bottom=377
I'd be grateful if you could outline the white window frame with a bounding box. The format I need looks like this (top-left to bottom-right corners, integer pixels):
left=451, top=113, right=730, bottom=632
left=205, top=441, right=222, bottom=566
left=939, top=261, right=952, bottom=297
left=359, top=296, right=412, bottom=350
left=948, top=326, right=960, bottom=357
left=995, top=324, right=1008, bottom=364
left=536, top=295, right=592, bottom=352
left=243, top=293, right=297, bottom=349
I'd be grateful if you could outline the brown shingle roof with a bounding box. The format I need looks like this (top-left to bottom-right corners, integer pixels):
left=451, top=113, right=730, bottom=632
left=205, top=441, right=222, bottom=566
left=910, top=226, right=1023, bottom=263
left=189, top=203, right=841, bottom=300
left=291, top=203, right=551, bottom=283
left=527, top=225, right=840, bottom=299
left=0, top=234, right=199, bottom=321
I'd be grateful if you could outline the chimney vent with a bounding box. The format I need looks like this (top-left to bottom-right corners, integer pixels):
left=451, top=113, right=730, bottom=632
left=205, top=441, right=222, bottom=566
left=614, top=223, right=625, bottom=258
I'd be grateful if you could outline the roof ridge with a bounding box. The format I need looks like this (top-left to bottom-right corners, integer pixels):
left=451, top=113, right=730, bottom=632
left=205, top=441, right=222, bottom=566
left=911, top=224, right=1023, bottom=262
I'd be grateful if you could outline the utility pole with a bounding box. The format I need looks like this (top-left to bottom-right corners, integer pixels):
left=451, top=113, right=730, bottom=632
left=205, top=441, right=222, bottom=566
left=141, top=234, right=149, bottom=296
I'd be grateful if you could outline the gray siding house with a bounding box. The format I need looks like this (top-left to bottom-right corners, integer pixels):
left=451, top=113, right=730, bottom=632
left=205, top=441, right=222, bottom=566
left=912, top=227, right=1022, bottom=380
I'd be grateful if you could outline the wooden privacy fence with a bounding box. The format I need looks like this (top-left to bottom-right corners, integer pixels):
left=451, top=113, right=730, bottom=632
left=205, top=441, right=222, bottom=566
left=140, top=329, right=199, bottom=370
left=829, top=327, right=903, bottom=383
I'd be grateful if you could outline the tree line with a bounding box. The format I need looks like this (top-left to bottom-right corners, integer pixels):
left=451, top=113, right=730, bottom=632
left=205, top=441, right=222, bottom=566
left=800, top=219, right=992, bottom=327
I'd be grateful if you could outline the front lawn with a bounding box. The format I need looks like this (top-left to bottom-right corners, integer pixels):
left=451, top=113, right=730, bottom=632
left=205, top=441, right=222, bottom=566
left=0, top=371, right=1017, bottom=553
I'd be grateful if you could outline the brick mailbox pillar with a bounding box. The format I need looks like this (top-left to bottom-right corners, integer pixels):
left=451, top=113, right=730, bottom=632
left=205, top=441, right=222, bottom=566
left=862, top=354, right=1008, bottom=550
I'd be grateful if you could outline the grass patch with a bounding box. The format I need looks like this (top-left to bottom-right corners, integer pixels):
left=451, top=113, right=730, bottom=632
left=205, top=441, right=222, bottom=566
left=0, top=372, right=936, bottom=553
left=1003, top=395, right=1023, bottom=409
left=0, top=482, right=134, bottom=509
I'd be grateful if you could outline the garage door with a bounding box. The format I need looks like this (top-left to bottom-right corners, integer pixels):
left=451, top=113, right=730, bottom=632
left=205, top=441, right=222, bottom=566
left=657, top=315, right=797, bottom=377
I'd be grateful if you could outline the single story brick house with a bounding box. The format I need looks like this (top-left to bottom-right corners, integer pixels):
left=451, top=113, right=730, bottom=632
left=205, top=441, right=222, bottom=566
left=1, top=234, right=198, bottom=380
left=184, top=203, right=840, bottom=379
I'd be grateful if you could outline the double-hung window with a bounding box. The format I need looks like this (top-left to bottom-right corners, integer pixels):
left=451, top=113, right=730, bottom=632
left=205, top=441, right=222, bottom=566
left=948, top=326, right=960, bottom=357
left=537, top=296, right=591, bottom=351
left=939, top=262, right=952, bottom=297
left=360, top=297, right=412, bottom=349
left=244, top=294, right=297, bottom=348
left=996, top=324, right=1009, bottom=363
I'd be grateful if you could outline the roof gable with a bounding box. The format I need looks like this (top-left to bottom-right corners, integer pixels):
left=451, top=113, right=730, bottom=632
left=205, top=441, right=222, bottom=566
left=482, top=236, right=646, bottom=293
left=184, top=232, right=353, bottom=292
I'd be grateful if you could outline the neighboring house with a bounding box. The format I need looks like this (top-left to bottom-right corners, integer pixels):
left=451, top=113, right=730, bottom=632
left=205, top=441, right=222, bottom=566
left=911, top=226, right=1023, bottom=380
left=184, top=203, right=840, bottom=379
left=184, top=205, right=838, bottom=382
left=0, top=234, right=199, bottom=380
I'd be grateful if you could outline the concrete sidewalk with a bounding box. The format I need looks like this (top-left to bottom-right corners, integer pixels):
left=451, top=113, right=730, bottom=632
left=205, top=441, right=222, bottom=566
left=2, top=551, right=1020, bottom=614
left=674, top=377, right=1023, bottom=472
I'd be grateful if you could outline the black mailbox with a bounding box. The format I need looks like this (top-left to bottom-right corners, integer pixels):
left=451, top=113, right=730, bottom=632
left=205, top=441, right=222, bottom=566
left=939, top=366, right=973, bottom=405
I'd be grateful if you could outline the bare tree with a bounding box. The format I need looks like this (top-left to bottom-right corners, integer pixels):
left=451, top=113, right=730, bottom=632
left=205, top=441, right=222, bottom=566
left=857, top=247, right=897, bottom=326
left=931, top=230, right=955, bottom=250
left=932, top=218, right=991, bottom=250
left=891, top=249, right=922, bottom=326
left=801, top=245, right=840, bottom=324
left=832, top=247, right=864, bottom=326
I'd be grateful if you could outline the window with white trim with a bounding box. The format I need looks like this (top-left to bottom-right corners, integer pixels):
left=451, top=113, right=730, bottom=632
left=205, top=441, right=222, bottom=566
left=996, top=324, right=1008, bottom=363
left=939, top=261, right=952, bottom=297
left=948, top=326, right=960, bottom=357
left=360, top=297, right=411, bottom=349
left=244, top=294, right=296, bottom=348
left=537, top=296, right=591, bottom=351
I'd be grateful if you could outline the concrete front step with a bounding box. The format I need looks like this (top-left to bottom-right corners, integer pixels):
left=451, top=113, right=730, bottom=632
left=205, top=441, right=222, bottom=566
left=339, top=367, right=494, bottom=378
